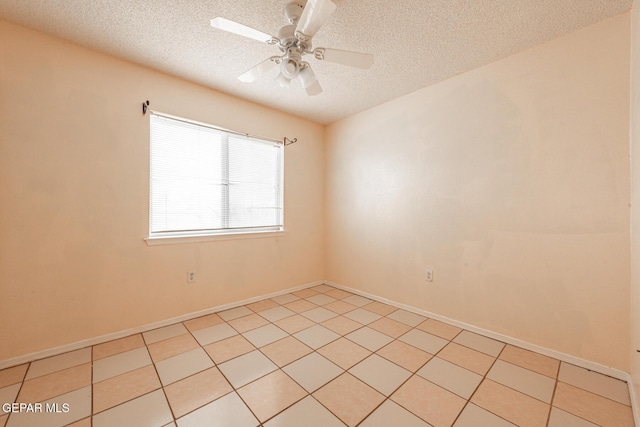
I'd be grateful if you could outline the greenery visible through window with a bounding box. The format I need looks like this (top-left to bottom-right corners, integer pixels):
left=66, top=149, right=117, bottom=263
left=149, top=113, right=283, bottom=238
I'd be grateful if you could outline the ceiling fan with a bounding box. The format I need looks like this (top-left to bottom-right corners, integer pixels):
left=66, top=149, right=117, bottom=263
left=210, top=0, right=374, bottom=96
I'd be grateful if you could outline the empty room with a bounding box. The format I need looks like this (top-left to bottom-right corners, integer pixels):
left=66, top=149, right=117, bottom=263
left=2, top=0, right=640, bottom=426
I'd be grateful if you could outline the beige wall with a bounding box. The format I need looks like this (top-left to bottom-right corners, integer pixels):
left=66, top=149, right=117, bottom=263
left=0, top=20, right=325, bottom=361
left=631, top=0, right=640, bottom=408
left=326, top=14, right=631, bottom=370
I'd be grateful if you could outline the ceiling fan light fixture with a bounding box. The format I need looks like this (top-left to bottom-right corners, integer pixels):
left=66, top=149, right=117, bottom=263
left=281, top=58, right=299, bottom=79
left=275, top=72, right=291, bottom=88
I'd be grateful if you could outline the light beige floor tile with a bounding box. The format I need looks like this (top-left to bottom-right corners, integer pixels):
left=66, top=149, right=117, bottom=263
left=148, top=333, right=200, bottom=363
left=306, top=294, right=337, bottom=306
left=238, top=370, right=306, bottom=422
left=437, top=342, right=495, bottom=375
left=360, top=400, right=431, bottom=427
left=311, top=284, right=335, bottom=293
left=204, top=334, right=255, bottom=364
left=399, top=329, right=448, bottom=354
left=218, top=306, right=253, bottom=321
left=0, top=384, right=21, bottom=412
left=270, top=294, right=300, bottom=305
left=247, top=299, right=279, bottom=312
left=217, top=350, right=277, bottom=388
left=548, top=407, right=599, bottom=427
left=346, top=327, right=393, bottom=352
left=362, top=301, right=398, bottom=316
left=453, top=403, right=516, bottom=427
left=242, top=324, right=288, bottom=348
left=284, top=299, right=317, bottom=313
left=228, top=313, right=269, bottom=333
left=142, top=323, right=188, bottom=345
left=260, top=336, right=313, bottom=367
left=344, top=308, right=382, bottom=325
left=274, top=314, right=316, bottom=334
left=292, top=288, right=319, bottom=298
left=18, top=363, right=91, bottom=403
left=93, top=364, right=161, bottom=413
left=93, top=389, right=173, bottom=427
left=26, top=348, right=91, bottom=380
left=349, top=354, right=411, bottom=396
left=387, top=310, right=426, bottom=327
left=553, top=381, right=634, bottom=427
left=183, top=313, right=223, bottom=332
left=322, top=316, right=363, bottom=336
left=471, top=379, right=550, bottom=427
left=164, top=367, right=233, bottom=418
left=324, top=300, right=358, bottom=315
left=294, top=325, right=340, bottom=349
left=376, top=340, right=432, bottom=372
left=453, top=331, right=505, bottom=357
left=66, top=417, right=92, bottom=427
left=558, top=362, right=630, bottom=405
left=155, top=347, right=214, bottom=386
left=301, top=307, right=338, bottom=323
left=5, top=385, right=91, bottom=427
left=417, top=357, right=482, bottom=399
left=417, top=319, right=462, bottom=340
left=487, top=360, right=555, bottom=403
left=93, top=334, right=145, bottom=361
left=259, top=306, right=296, bottom=322
left=0, top=365, right=28, bottom=389
left=391, top=375, right=466, bottom=427
left=283, top=352, right=343, bottom=392
left=317, top=337, right=372, bottom=370
left=263, top=396, right=345, bottom=427
left=342, top=295, right=373, bottom=307
left=499, top=345, right=559, bottom=378
left=92, top=347, right=152, bottom=383
left=325, top=289, right=354, bottom=300
left=368, top=317, right=412, bottom=338
left=176, top=391, right=258, bottom=427
left=313, top=373, right=385, bottom=427
left=191, top=322, right=237, bottom=346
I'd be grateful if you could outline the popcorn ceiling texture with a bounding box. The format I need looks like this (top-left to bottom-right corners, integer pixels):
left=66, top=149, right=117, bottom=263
left=0, top=0, right=631, bottom=124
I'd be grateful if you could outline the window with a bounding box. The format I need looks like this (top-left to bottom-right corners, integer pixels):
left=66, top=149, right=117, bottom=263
left=148, top=113, right=284, bottom=241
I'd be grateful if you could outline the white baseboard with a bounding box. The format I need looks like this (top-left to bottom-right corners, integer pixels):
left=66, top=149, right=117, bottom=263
left=0, top=280, right=323, bottom=370
left=325, top=281, right=628, bottom=380
left=325, top=280, right=639, bottom=426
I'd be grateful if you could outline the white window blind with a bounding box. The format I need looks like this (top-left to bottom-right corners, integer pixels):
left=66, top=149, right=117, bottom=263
left=149, top=113, right=283, bottom=238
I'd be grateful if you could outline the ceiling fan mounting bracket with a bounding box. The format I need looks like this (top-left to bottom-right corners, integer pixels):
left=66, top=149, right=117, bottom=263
left=284, top=1, right=305, bottom=24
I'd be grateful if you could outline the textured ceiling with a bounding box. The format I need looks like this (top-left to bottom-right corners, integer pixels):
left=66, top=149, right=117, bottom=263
left=0, top=0, right=632, bottom=124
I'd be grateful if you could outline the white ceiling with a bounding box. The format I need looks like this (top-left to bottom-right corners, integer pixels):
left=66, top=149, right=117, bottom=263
left=0, top=0, right=632, bottom=124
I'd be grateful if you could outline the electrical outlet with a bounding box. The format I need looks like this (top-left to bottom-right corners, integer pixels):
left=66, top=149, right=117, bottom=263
left=425, top=269, right=434, bottom=282
left=187, top=271, right=196, bottom=283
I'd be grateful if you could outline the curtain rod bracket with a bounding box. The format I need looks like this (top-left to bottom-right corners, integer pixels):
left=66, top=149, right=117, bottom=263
left=284, top=137, right=297, bottom=146
left=142, top=100, right=150, bottom=115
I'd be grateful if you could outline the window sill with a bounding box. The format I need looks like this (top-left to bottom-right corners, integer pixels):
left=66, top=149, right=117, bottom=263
left=145, top=229, right=287, bottom=246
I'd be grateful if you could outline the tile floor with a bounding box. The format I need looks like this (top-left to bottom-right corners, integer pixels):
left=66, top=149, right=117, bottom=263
left=0, top=284, right=635, bottom=427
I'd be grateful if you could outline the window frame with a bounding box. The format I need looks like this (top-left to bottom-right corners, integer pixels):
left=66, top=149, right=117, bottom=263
left=145, top=112, right=285, bottom=245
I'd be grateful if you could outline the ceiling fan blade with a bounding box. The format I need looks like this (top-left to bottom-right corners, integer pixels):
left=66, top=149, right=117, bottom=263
left=315, top=48, right=374, bottom=69
left=211, top=17, right=275, bottom=43
left=238, top=58, right=278, bottom=83
left=305, top=80, right=323, bottom=96
left=295, top=0, right=337, bottom=39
